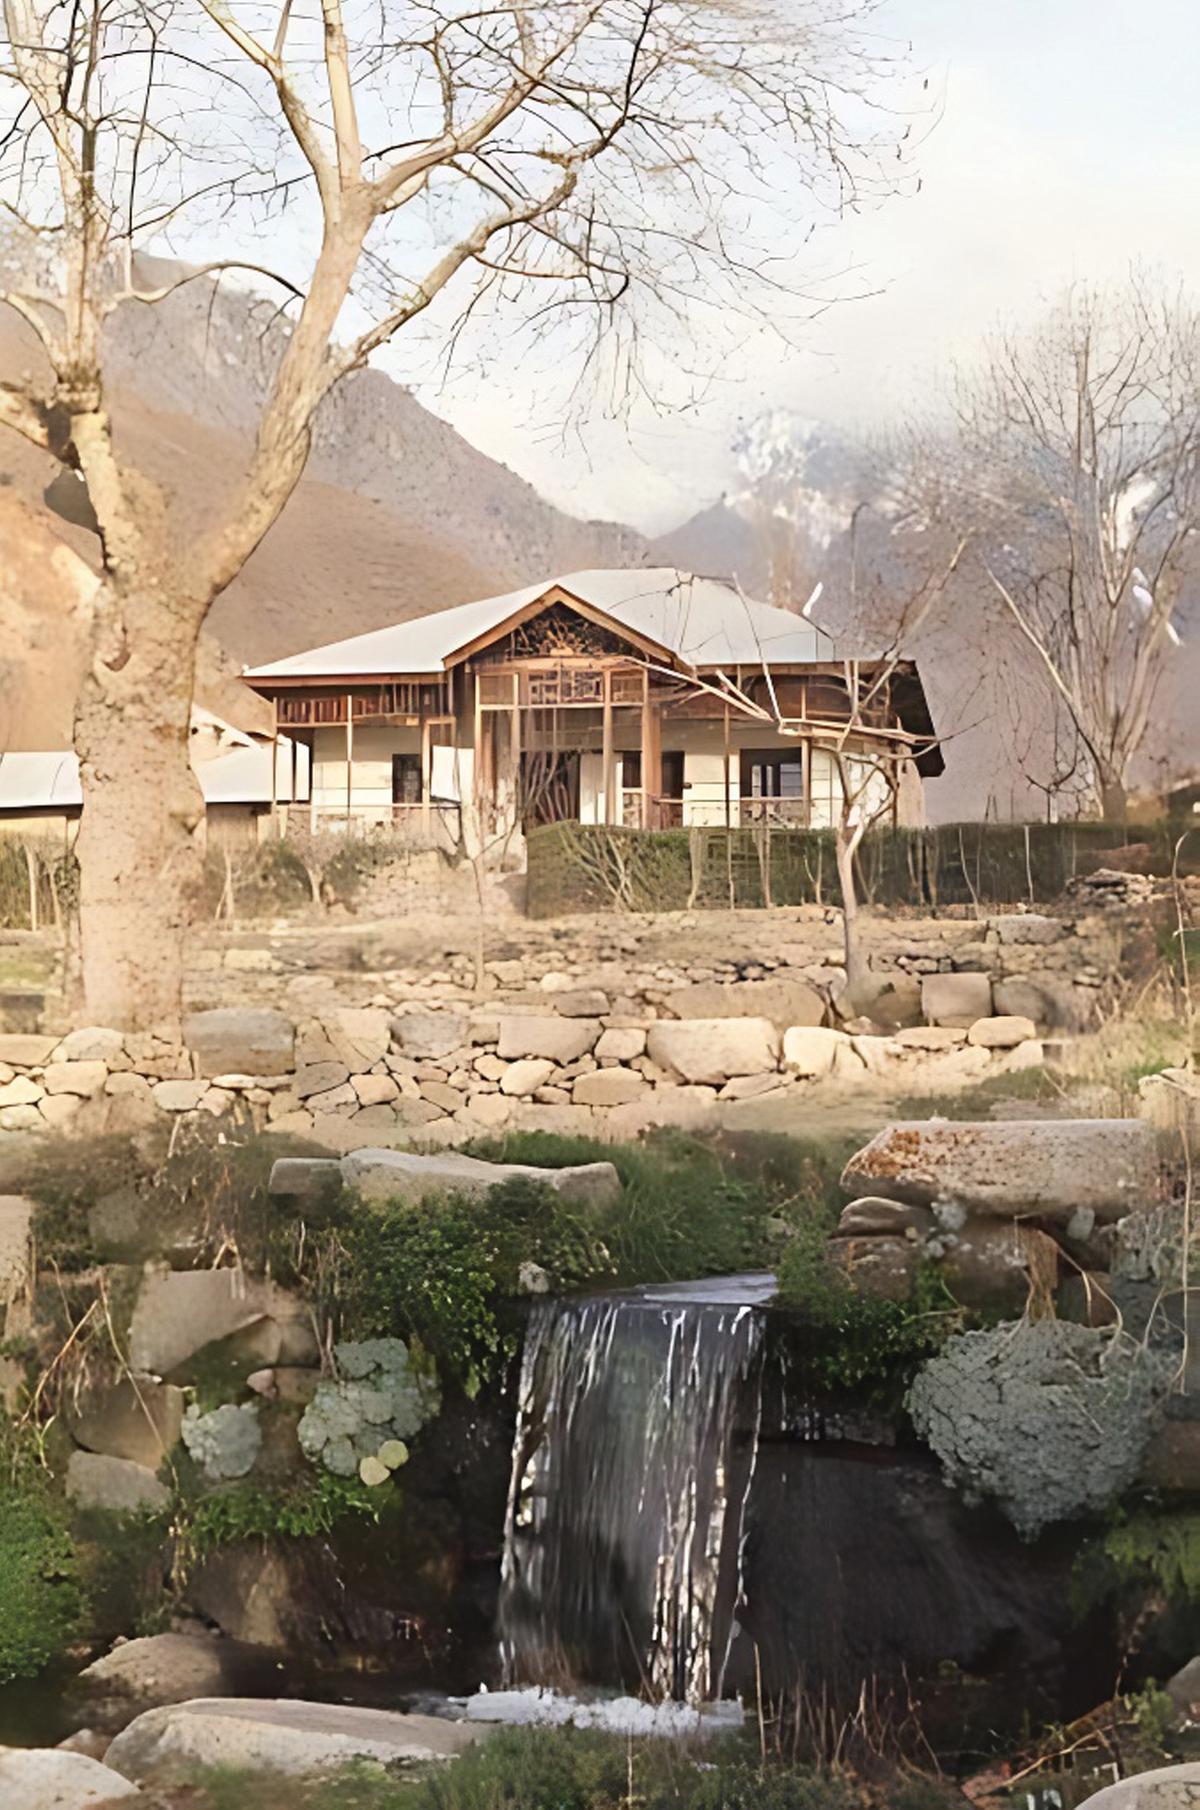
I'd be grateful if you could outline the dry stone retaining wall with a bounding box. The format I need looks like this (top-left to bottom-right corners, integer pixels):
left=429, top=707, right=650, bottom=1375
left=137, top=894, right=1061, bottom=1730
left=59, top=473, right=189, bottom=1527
left=0, top=909, right=1127, bottom=1148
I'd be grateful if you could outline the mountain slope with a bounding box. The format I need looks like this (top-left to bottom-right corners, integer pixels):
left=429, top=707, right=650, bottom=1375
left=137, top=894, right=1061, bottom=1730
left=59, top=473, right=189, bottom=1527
left=0, top=264, right=647, bottom=745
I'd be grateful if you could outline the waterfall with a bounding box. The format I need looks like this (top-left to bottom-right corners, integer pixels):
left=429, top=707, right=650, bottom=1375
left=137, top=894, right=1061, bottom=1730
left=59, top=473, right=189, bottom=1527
left=499, top=1275, right=773, bottom=1703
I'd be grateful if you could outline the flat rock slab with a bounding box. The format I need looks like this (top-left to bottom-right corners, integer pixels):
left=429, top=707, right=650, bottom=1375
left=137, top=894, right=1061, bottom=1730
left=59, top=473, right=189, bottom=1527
left=337, top=1147, right=620, bottom=1209
left=183, top=1008, right=295, bottom=1078
left=0, top=1744, right=142, bottom=1804
left=646, top=1017, right=779, bottom=1085
left=65, top=1452, right=169, bottom=1516
left=1077, top=1762, right=1200, bottom=1808
left=104, top=1698, right=480, bottom=1782
left=128, top=1269, right=314, bottom=1375
left=842, top=1120, right=1157, bottom=1223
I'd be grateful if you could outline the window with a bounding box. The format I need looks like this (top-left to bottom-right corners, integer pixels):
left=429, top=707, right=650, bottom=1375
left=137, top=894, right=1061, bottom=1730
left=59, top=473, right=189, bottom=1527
left=741, top=751, right=804, bottom=800
left=391, top=753, right=422, bottom=806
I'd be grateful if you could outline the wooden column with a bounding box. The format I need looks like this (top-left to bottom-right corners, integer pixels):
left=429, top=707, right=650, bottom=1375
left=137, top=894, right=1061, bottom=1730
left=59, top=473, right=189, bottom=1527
left=472, top=669, right=484, bottom=809
left=723, top=702, right=732, bottom=830
left=641, top=672, right=661, bottom=829
left=420, top=716, right=432, bottom=836
left=344, top=694, right=354, bottom=825
left=269, top=698, right=280, bottom=834
left=601, top=669, right=615, bottom=826
left=288, top=732, right=298, bottom=840
left=802, top=737, right=812, bottom=829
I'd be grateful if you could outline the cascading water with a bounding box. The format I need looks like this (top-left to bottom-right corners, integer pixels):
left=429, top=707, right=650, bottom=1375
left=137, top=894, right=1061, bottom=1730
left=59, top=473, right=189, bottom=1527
left=499, top=1275, right=774, bottom=1703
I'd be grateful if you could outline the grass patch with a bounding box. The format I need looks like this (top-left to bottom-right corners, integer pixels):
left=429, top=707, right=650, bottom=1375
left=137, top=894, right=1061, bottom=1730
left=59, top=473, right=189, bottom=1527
left=891, top=1063, right=1066, bottom=1121
left=177, top=1727, right=963, bottom=1810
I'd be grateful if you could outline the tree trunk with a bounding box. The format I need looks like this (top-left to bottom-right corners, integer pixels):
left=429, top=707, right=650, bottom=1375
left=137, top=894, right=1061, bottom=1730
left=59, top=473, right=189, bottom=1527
left=73, top=581, right=206, bottom=1032
left=1099, top=778, right=1128, bottom=825
left=835, top=829, right=869, bottom=999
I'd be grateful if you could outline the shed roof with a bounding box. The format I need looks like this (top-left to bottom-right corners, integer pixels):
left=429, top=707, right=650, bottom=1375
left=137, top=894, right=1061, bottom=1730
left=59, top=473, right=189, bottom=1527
left=243, top=568, right=839, bottom=681
left=0, top=735, right=308, bottom=812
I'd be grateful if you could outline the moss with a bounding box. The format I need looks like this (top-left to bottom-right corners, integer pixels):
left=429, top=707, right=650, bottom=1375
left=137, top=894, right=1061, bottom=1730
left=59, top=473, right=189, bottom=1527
left=0, top=1479, right=84, bottom=1682
left=179, top=1470, right=386, bottom=1561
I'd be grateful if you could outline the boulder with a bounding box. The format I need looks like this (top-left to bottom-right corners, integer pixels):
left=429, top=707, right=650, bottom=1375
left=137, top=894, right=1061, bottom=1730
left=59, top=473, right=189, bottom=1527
left=0, top=1747, right=141, bottom=1805
left=840, top=973, right=923, bottom=1031
left=339, top=1146, right=621, bottom=1209
left=920, top=972, right=993, bottom=1028
left=1076, top=1763, right=1200, bottom=1809
left=966, top=1014, right=1037, bottom=1049
left=552, top=988, right=611, bottom=1017
left=65, top=1452, right=169, bottom=1515
left=938, top=1218, right=1060, bottom=1314
left=352, top=1073, right=399, bottom=1107
left=264, top=1157, right=343, bottom=1203
left=666, top=977, right=824, bottom=1031
left=391, top=1011, right=470, bottom=1059
left=842, top=1120, right=1155, bottom=1223
left=1140, top=1422, right=1200, bottom=1493
left=829, top=1236, right=917, bottom=1301
left=0, top=1194, right=32, bottom=1294
left=294, top=1061, right=351, bottom=1100
left=128, top=1268, right=316, bottom=1375
left=992, top=973, right=1093, bottom=1034
left=183, top=1008, right=295, bottom=1078
left=56, top=1027, right=127, bottom=1063
left=499, top=1059, right=556, bottom=1097
left=894, top=1026, right=965, bottom=1051
left=66, top=1375, right=184, bottom=1468
left=0, top=1033, right=58, bottom=1065
left=782, top=1025, right=849, bottom=1078
left=595, top=1026, right=647, bottom=1062
left=104, top=1699, right=479, bottom=1783
left=646, top=1017, right=779, bottom=1085
left=572, top=1067, right=647, bottom=1107
left=833, top=1198, right=935, bottom=1238
left=41, top=1061, right=109, bottom=1097
left=0, top=1074, right=42, bottom=1107
left=987, top=913, right=1067, bottom=946
left=150, top=1079, right=206, bottom=1113
left=1165, top=1656, right=1200, bottom=1721
left=497, top=1015, right=601, bottom=1064
left=76, top=1632, right=232, bottom=1714
left=326, top=1008, right=391, bottom=1068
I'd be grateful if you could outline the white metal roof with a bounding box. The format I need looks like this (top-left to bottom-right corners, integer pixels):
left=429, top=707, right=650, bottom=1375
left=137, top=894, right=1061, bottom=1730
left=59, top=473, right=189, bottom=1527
left=243, top=567, right=838, bottom=681
left=0, top=737, right=308, bottom=812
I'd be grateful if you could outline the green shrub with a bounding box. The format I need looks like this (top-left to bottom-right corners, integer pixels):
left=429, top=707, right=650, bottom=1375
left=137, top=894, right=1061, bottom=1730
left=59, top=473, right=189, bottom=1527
left=0, top=1483, right=84, bottom=1682
left=1076, top=1507, right=1200, bottom=1611
left=181, top=1471, right=386, bottom=1558
left=776, top=1217, right=961, bottom=1396
left=342, top=1175, right=610, bottom=1387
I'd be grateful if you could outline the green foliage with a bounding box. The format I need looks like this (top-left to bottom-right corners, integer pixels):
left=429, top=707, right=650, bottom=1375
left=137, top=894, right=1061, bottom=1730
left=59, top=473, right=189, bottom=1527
left=1129, top=1684, right=1177, bottom=1753
left=175, top=1728, right=947, bottom=1810
left=1079, top=1508, right=1200, bottom=1609
left=468, top=1129, right=822, bottom=1287
left=0, top=1480, right=84, bottom=1683
left=776, top=1217, right=961, bottom=1396
left=342, top=1175, right=610, bottom=1385
left=182, top=1470, right=386, bottom=1559
left=20, top=1123, right=337, bottom=1275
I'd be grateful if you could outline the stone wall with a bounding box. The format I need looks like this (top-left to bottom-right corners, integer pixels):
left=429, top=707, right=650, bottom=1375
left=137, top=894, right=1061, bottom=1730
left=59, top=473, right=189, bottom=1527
left=0, top=908, right=1131, bottom=1149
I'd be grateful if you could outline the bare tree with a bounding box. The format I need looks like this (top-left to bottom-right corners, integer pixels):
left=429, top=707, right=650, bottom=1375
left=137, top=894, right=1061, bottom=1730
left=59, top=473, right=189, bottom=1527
left=0, top=0, right=914, bottom=1032
left=894, top=280, right=1200, bottom=821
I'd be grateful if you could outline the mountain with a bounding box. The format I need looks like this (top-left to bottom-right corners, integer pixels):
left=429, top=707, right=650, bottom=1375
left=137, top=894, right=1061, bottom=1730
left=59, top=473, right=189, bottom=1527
left=652, top=412, right=1200, bottom=821
left=0, top=257, right=648, bottom=745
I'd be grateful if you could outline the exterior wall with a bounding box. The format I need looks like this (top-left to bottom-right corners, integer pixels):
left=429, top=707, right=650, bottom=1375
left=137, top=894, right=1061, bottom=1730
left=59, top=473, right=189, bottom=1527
left=0, top=810, right=78, bottom=843
left=304, top=715, right=916, bottom=835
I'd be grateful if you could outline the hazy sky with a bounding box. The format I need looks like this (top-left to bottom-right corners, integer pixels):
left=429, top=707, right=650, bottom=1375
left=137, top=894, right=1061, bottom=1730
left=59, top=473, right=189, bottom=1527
left=412, top=0, right=1200, bottom=534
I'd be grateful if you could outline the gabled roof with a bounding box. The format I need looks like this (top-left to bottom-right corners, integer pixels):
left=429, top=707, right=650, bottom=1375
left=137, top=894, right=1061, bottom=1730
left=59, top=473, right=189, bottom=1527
left=243, top=568, right=839, bottom=682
